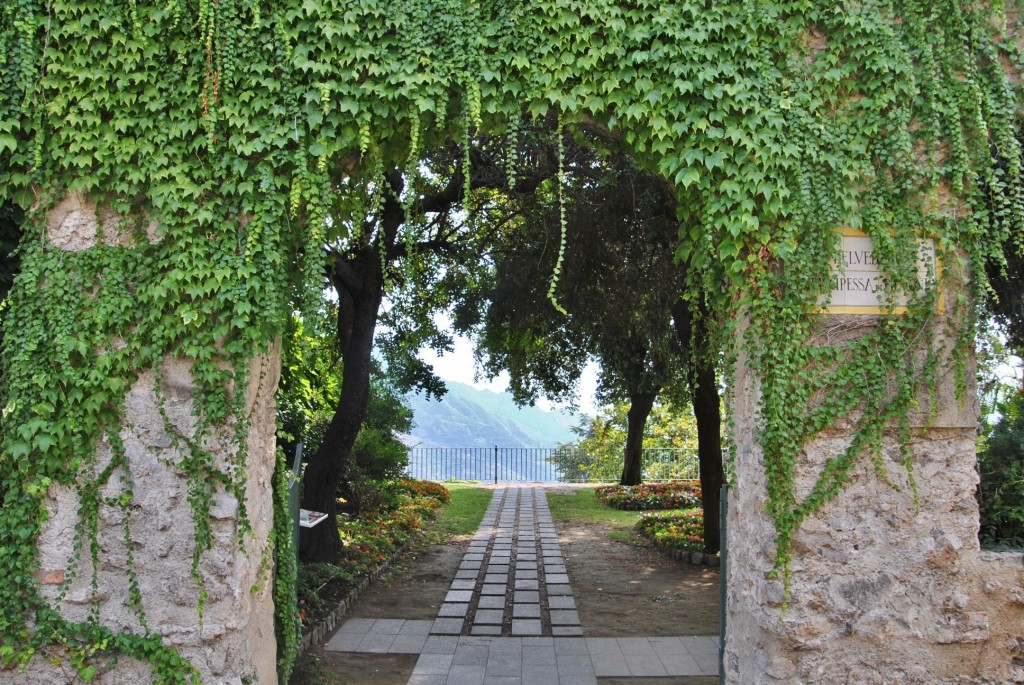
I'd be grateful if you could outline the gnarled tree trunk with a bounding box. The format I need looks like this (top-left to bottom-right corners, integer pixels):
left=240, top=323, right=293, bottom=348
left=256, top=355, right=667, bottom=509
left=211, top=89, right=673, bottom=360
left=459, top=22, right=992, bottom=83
left=691, top=351, right=723, bottom=553
left=299, top=175, right=403, bottom=563
left=298, top=263, right=383, bottom=561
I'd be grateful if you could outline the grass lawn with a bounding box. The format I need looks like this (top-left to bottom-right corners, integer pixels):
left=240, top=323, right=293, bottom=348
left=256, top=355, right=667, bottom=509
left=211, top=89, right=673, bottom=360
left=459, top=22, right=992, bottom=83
left=422, top=483, right=493, bottom=543
left=546, top=487, right=664, bottom=544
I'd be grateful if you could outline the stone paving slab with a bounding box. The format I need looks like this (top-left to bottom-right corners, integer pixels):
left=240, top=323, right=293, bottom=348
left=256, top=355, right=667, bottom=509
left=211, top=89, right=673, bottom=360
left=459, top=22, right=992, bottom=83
left=323, top=486, right=720, bottom=683
left=512, top=603, right=540, bottom=618
left=445, top=590, right=474, bottom=603
left=439, top=603, right=469, bottom=617
left=477, top=595, right=505, bottom=609
left=431, top=618, right=464, bottom=635
left=389, top=634, right=430, bottom=653
left=548, top=596, right=575, bottom=609
left=474, top=609, right=505, bottom=625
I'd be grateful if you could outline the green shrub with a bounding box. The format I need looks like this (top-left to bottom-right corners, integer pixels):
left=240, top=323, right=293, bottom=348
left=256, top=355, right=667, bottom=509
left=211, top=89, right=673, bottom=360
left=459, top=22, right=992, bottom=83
left=341, top=479, right=403, bottom=517
left=297, top=481, right=448, bottom=628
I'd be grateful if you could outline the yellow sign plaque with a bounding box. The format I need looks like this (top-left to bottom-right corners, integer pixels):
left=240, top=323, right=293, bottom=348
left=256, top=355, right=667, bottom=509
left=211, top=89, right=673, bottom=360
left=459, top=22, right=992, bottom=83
left=824, top=228, right=942, bottom=315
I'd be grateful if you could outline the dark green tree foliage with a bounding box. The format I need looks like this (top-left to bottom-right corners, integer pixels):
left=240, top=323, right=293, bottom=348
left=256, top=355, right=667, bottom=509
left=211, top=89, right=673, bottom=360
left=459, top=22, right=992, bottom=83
left=0, top=202, right=21, bottom=304
left=985, top=241, right=1024, bottom=356
left=300, top=139, right=555, bottom=562
left=0, top=201, right=22, bottom=396
left=984, top=121, right=1024, bottom=356
left=552, top=400, right=700, bottom=482
left=466, top=140, right=689, bottom=485
left=978, top=388, right=1024, bottom=546
left=277, top=308, right=343, bottom=460
left=464, top=137, right=725, bottom=550
left=977, top=117, right=1024, bottom=549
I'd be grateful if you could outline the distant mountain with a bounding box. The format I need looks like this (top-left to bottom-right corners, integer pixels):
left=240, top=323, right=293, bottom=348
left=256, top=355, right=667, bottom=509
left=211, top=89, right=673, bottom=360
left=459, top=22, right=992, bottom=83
left=404, top=382, right=581, bottom=449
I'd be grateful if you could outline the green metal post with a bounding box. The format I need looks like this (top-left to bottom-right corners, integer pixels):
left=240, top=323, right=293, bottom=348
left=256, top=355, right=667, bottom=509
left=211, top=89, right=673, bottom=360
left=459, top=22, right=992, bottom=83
left=719, top=483, right=728, bottom=683
left=290, top=443, right=303, bottom=561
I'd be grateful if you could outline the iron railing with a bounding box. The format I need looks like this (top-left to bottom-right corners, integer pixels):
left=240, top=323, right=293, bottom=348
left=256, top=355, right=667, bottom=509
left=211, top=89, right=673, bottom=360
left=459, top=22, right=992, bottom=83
left=404, top=446, right=699, bottom=483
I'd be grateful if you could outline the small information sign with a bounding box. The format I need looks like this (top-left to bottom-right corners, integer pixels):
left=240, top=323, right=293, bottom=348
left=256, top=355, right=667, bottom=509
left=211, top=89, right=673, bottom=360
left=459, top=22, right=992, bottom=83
left=299, top=509, right=328, bottom=528
left=824, top=228, right=940, bottom=314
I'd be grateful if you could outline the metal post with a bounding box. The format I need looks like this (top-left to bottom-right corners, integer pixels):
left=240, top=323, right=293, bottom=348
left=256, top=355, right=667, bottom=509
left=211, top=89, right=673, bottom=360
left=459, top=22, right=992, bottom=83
left=719, top=483, right=728, bottom=683
left=290, top=443, right=304, bottom=562
left=494, top=445, right=498, bottom=484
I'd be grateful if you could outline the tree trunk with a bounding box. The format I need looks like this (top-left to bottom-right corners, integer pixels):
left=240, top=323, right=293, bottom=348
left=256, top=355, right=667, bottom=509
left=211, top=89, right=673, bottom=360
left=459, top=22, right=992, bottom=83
left=299, top=173, right=409, bottom=563
left=299, top=271, right=383, bottom=562
left=691, top=350, right=723, bottom=553
left=671, top=298, right=723, bottom=553
left=620, top=390, right=657, bottom=485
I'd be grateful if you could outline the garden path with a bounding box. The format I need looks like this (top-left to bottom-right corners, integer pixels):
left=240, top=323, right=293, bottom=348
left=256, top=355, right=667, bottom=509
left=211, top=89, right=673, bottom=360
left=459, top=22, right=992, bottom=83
left=323, top=485, right=720, bottom=684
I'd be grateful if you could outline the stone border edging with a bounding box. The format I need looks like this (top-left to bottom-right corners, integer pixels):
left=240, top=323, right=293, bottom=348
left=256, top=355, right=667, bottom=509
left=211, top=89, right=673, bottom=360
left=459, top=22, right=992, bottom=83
left=666, top=547, right=721, bottom=567
left=295, top=540, right=409, bottom=657
left=637, top=531, right=721, bottom=568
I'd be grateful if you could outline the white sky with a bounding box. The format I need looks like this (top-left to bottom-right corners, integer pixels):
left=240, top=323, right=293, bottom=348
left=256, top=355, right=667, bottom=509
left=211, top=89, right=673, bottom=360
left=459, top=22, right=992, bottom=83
left=417, top=323, right=599, bottom=416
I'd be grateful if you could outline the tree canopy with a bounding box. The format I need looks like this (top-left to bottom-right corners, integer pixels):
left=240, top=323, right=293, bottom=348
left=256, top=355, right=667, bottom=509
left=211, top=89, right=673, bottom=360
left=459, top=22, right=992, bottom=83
left=461, top=138, right=690, bottom=484
left=552, top=400, right=700, bottom=483
left=299, top=134, right=557, bottom=561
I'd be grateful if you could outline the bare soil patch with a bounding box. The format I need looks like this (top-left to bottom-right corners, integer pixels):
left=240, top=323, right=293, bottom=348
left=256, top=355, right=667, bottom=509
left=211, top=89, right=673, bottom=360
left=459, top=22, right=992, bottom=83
left=558, top=520, right=720, bottom=637
left=292, top=494, right=719, bottom=685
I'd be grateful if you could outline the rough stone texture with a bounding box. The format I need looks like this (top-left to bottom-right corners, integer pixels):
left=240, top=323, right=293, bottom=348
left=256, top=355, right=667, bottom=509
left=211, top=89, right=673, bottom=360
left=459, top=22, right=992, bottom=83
left=16, top=195, right=280, bottom=684
left=45, top=190, right=160, bottom=249
left=725, top=313, right=1024, bottom=684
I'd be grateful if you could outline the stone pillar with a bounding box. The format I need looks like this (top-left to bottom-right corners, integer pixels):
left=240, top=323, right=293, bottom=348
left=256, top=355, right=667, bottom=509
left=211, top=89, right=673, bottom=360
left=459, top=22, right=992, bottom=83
left=17, top=193, right=280, bottom=684
left=724, top=310, right=1024, bottom=684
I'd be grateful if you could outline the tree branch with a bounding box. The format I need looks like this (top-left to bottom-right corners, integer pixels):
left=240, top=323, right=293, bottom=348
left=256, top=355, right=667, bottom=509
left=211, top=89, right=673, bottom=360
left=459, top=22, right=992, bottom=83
left=331, top=251, right=363, bottom=296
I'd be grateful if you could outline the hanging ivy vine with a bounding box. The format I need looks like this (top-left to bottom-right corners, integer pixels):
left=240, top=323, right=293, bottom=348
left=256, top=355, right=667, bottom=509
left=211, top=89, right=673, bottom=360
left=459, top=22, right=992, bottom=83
left=1, top=0, right=1022, bottom=680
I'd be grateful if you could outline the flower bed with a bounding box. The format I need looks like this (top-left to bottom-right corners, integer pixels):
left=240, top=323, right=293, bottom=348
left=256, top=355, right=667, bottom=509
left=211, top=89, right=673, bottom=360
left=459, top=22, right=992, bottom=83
left=397, top=477, right=452, bottom=504
left=635, top=509, right=705, bottom=552
left=297, top=479, right=449, bottom=629
left=595, top=480, right=702, bottom=510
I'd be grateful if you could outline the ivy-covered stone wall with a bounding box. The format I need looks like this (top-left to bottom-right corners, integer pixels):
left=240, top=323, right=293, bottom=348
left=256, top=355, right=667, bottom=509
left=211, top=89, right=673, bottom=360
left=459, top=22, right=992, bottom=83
left=16, top=195, right=281, bottom=685
left=726, top=309, right=1024, bottom=684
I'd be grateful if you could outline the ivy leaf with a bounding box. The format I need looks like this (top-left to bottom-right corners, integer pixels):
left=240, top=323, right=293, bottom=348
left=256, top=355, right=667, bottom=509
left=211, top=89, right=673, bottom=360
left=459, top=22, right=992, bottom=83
left=9, top=441, right=31, bottom=459
left=719, top=239, right=740, bottom=260
left=675, top=167, right=700, bottom=189
left=32, top=434, right=56, bottom=452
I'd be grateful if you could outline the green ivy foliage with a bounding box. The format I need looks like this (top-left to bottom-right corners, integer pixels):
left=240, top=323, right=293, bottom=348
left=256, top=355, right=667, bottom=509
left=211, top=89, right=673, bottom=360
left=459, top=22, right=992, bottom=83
left=271, top=449, right=299, bottom=683
left=1, top=0, right=1022, bottom=677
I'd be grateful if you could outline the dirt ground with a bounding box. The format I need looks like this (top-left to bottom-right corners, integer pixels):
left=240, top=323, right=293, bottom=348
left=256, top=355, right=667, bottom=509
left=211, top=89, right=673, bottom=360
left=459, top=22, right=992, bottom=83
left=292, top=493, right=720, bottom=685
